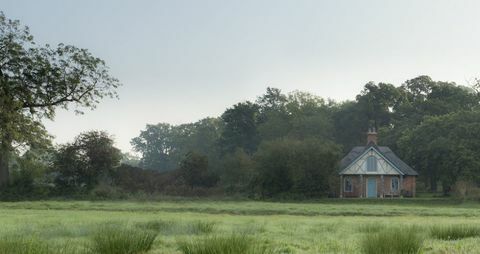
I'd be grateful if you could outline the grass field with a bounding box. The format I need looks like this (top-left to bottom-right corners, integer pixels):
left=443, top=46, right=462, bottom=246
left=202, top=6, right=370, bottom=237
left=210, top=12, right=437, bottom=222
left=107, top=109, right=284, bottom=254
left=0, top=199, right=479, bottom=253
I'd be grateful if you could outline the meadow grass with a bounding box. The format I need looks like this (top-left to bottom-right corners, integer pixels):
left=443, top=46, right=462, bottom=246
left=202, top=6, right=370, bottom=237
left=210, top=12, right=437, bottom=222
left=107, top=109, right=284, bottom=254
left=90, top=224, right=157, bottom=254
left=135, top=220, right=215, bottom=235
left=361, top=226, right=424, bottom=254
left=429, top=224, right=480, bottom=240
left=0, top=199, right=479, bottom=253
left=0, top=236, right=51, bottom=254
left=177, top=234, right=274, bottom=254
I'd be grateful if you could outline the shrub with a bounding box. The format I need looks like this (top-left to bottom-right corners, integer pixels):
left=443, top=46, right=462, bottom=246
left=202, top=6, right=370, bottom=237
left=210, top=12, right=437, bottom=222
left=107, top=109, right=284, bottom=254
left=178, top=234, right=273, bottom=254
left=429, top=224, right=480, bottom=240
left=91, top=224, right=157, bottom=254
left=453, top=181, right=480, bottom=201
left=361, top=226, right=424, bottom=254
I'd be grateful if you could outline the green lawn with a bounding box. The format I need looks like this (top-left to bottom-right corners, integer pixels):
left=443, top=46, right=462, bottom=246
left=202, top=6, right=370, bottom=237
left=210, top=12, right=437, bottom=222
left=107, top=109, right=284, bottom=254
left=0, top=199, right=479, bottom=253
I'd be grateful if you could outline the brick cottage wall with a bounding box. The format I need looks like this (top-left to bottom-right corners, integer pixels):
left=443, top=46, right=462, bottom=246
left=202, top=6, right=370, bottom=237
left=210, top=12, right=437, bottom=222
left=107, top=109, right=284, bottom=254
left=342, top=175, right=416, bottom=198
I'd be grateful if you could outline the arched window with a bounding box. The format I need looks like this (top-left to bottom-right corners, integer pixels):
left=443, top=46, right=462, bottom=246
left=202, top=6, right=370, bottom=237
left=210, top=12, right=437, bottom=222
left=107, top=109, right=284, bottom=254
left=344, top=177, right=353, bottom=192
left=367, top=156, right=377, bottom=172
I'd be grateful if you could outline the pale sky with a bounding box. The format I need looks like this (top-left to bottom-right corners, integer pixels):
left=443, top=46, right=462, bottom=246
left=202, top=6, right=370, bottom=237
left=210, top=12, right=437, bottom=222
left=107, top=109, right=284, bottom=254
left=2, top=0, right=480, bottom=152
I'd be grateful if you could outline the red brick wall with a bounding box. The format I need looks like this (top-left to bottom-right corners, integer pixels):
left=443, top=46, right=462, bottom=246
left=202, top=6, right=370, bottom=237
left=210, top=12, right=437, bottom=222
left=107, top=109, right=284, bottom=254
left=342, top=175, right=416, bottom=198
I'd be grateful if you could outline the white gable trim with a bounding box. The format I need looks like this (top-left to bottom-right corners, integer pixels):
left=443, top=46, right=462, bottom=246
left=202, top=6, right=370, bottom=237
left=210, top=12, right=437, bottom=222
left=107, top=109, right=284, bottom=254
left=339, top=146, right=404, bottom=175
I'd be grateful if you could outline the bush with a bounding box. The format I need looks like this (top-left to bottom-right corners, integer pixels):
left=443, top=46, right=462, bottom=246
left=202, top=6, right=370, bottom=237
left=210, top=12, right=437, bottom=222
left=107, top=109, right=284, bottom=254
left=361, top=226, right=424, bottom=254
left=453, top=181, right=480, bottom=201
left=91, top=224, right=157, bottom=254
left=178, top=234, right=273, bottom=254
left=429, top=224, right=480, bottom=240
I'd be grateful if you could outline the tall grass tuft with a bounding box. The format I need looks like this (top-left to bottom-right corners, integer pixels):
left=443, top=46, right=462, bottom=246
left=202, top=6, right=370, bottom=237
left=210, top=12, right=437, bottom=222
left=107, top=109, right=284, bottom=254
left=136, top=220, right=215, bottom=235
left=188, top=221, right=216, bottom=234
left=429, top=224, right=480, bottom=240
left=178, top=234, right=273, bottom=254
left=0, top=237, right=51, bottom=254
left=91, top=224, right=157, bottom=254
left=357, top=223, right=385, bottom=233
left=361, top=226, right=424, bottom=254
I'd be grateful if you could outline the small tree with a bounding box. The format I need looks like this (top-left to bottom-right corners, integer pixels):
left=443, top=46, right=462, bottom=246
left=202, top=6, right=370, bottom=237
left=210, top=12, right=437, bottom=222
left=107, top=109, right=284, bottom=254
left=53, top=131, right=121, bottom=193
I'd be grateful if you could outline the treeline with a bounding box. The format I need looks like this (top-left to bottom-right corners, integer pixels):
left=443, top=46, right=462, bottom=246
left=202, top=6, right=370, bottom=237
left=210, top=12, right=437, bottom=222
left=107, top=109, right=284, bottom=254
left=2, top=12, right=480, bottom=199
left=3, top=76, right=480, bottom=200
left=125, top=77, right=480, bottom=198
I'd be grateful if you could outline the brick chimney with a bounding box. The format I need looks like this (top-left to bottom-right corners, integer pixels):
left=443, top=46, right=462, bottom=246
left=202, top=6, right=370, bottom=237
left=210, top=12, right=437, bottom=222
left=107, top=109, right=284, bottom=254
left=367, top=127, right=378, bottom=145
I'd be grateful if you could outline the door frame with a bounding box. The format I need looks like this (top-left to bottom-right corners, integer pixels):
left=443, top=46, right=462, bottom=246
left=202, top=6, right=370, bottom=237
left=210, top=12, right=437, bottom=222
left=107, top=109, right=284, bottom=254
left=366, top=177, right=377, bottom=198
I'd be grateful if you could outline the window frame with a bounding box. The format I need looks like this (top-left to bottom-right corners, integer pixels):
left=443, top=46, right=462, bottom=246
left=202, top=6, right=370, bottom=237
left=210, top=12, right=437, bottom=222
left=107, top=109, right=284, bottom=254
left=391, top=177, right=400, bottom=192
left=366, top=156, right=378, bottom=172
left=344, top=177, right=353, bottom=192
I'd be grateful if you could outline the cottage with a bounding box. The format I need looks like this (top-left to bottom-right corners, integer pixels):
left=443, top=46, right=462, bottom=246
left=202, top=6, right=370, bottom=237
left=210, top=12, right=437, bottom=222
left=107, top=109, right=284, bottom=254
left=339, top=128, right=418, bottom=198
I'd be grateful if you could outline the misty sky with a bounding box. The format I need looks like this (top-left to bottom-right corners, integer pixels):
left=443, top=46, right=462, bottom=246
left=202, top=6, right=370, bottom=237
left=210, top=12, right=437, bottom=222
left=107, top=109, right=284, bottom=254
left=2, top=0, right=480, bottom=152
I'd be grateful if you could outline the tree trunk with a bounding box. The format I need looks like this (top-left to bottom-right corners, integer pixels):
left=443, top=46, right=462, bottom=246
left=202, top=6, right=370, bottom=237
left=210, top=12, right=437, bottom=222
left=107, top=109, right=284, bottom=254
left=0, top=133, right=12, bottom=188
left=0, top=148, right=9, bottom=188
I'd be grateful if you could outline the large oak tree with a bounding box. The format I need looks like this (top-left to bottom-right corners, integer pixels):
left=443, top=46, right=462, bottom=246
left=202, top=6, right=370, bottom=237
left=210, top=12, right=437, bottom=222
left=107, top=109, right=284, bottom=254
left=0, top=12, right=120, bottom=187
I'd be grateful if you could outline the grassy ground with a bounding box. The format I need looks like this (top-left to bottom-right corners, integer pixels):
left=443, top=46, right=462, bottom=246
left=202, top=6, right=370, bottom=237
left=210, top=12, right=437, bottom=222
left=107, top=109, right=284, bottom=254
left=0, top=199, right=479, bottom=253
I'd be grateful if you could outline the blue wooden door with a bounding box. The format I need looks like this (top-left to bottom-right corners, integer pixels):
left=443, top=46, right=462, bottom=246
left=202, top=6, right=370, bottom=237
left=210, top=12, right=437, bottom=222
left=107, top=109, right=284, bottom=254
left=367, top=178, right=377, bottom=198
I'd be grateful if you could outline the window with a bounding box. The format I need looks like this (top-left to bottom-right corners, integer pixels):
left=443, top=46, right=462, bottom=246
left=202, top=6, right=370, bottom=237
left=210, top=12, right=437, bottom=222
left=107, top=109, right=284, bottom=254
left=344, top=177, right=353, bottom=192
left=366, top=156, right=377, bottom=172
left=391, top=177, right=399, bottom=192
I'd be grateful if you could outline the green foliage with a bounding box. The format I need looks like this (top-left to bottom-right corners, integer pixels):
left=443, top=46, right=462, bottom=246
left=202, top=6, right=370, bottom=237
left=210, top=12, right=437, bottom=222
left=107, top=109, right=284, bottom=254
left=91, top=224, right=157, bottom=254
left=219, top=148, right=255, bottom=193
left=178, top=234, right=273, bottom=254
left=0, top=11, right=120, bottom=187
left=219, top=101, right=260, bottom=155
left=429, top=224, right=480, bottom=240
left=131, top=118, right=222, bottom=172
left=253, top=138, right=341, bottom=197
left=180, top=152, right=218, bottom=188
left=361, top=226, right=424, bottom=254
left=53, top=130, right=121, bottom=193
left=398, top=110, right=480, bottom=193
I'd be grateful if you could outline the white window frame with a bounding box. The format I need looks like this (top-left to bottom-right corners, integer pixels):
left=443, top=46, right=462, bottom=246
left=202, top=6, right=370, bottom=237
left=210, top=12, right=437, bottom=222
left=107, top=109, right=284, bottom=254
left=344, top=177, right=353, bottom=192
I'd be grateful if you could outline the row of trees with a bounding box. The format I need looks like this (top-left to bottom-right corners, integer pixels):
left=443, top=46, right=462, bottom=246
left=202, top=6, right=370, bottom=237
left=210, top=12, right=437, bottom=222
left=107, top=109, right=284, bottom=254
left=130, top=77, right=480, bottom=196
left=2, top=12, right=480, bottom=199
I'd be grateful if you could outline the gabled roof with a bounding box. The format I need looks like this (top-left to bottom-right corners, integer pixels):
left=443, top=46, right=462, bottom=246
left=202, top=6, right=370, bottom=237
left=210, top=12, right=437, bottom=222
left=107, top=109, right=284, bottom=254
left=339, top=143, right=418, bottom=176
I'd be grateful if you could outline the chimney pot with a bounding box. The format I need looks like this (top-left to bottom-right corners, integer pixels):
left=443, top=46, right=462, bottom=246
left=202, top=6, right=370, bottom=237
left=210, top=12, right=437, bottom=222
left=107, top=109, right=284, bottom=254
left=367, top=127, right=378, bottom=145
